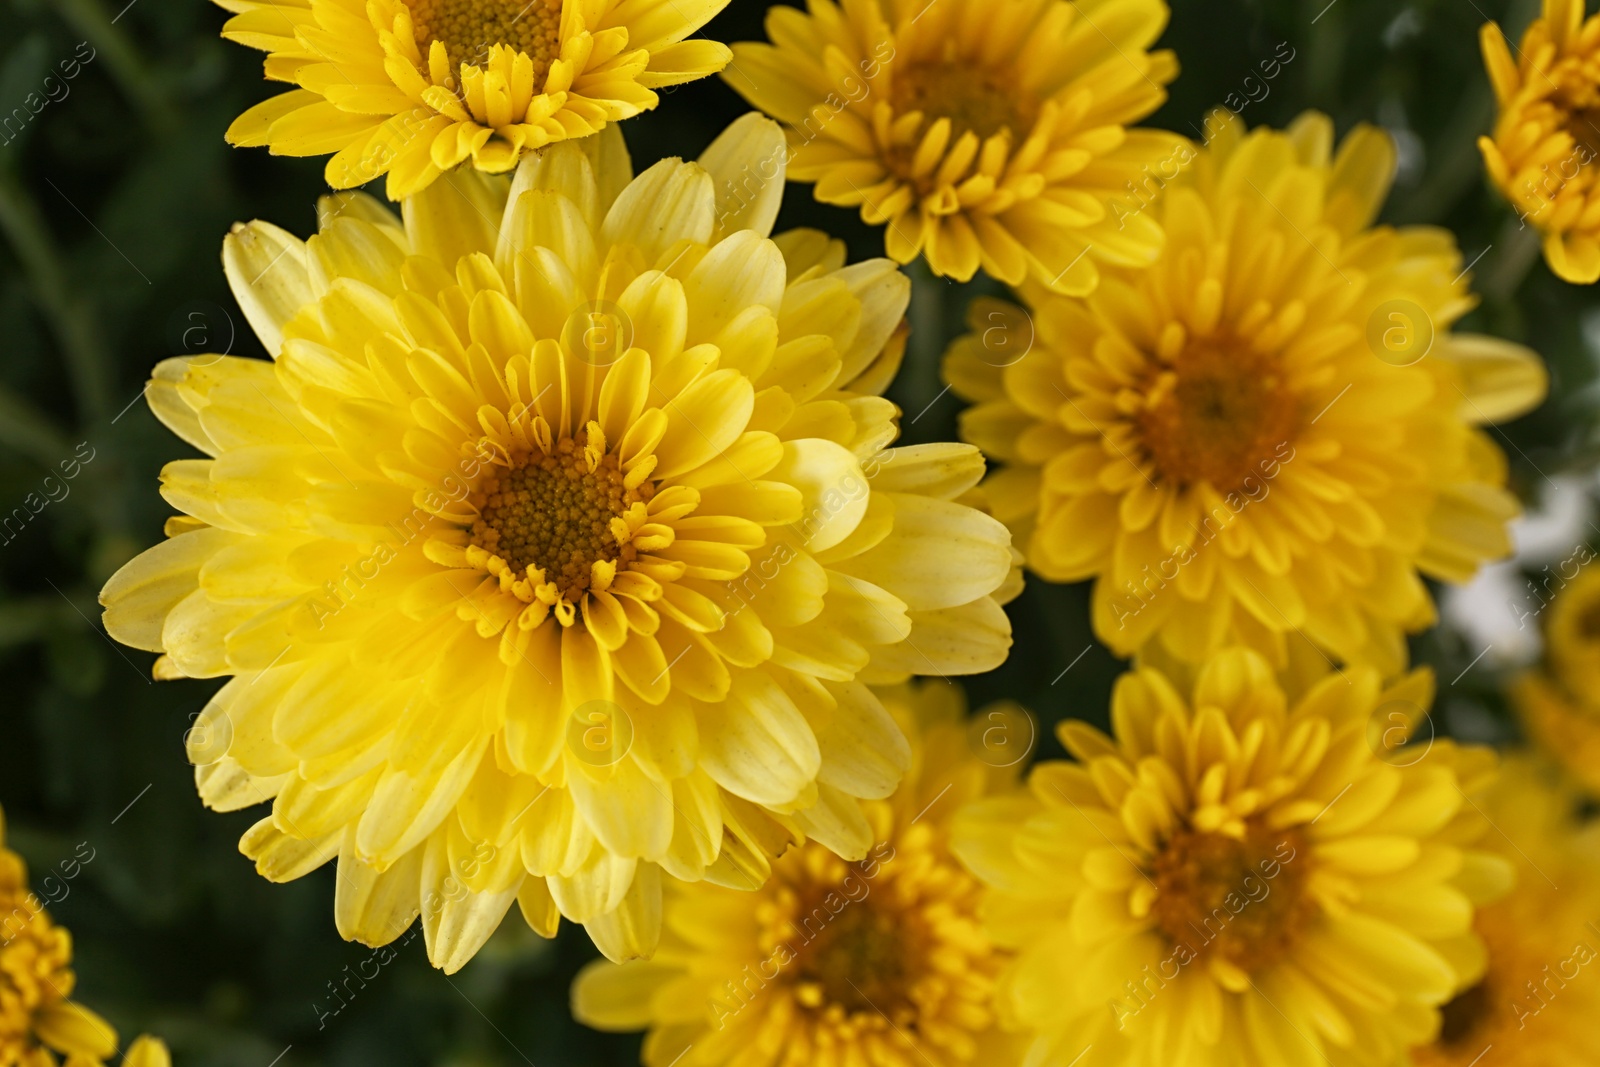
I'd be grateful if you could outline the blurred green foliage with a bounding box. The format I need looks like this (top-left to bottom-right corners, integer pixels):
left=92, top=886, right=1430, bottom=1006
left=0, top=1, right=1590, bottom=1065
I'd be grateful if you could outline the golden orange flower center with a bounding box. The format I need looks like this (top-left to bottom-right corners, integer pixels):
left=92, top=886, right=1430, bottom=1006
left=1564, top=106, right=1600, bottom=160
left=750, top=833, right=998, bottom=1047
left=1137, top=342, right=1299, bottom=492
left=893, top=61, right=1032, bottom=144
left=1150, top=825, right=1312, bottom=974
left=1412, top=906, right=1558, bottom=1066
left=408, top=0, right=562, bottom=71
left=1433, top=980, right=1491, bottom=1051
left=792, top=887, right=912, bottom=1013
left=1573, top=597, right=1600, bottom=641
left=470, top=435, right=646, bottom=600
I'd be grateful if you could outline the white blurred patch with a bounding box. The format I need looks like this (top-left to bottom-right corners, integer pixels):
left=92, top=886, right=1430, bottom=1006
left=1377, top=100, right=1426, bottom=188
left=1439, top=474, right=1595, bottom=668
left=1582, top=307, right=1600, bottom=365
left=1384, top=8, right=1423, bottom=49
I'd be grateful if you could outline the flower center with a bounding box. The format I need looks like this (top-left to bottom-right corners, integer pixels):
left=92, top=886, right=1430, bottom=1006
left=1574, top=597, right=1600, bottom=641
left=1434, top=981, right=1491, bottom=1049
left=1150, top=825, right=1312, bottom=974
left=793, top=891, right=909, bottom=1012
left=1136, top=340, right=1299, bottom=492
left=1563, top=106, right=1600, bottom=164
left=1414, top=908, right=1556, bottom=1065
left=753, top=831, right=998, bottom=1048
left=469, top=433, right=645, bottom=601
left=407, top=0, right=562, bottom=71
left=893, top=61, right=1032, bottom=144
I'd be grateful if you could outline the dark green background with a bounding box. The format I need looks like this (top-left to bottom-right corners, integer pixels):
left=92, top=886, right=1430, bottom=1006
left=0, top=0, right=1587, bottom=1064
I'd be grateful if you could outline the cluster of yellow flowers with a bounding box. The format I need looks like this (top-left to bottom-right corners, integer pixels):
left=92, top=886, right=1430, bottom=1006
left=0, top=809, right=168, bottom=1067
left=61, top=0, right=1600, bottom=1064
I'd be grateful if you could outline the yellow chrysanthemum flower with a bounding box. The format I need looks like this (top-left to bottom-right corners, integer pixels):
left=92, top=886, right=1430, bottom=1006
left=1539, top=558, right=1600, bottom=687
left=0, top=807, right=120, bottom=1067
left=214, top=0, right=733, bottom=198
left=1511, top=673, right=1600, bottom=797
left=98, top=115, right=1015, bottom=971
left=1507, top=565, right=1600, bottom=796
left=724, top=0, right=1183, bottom=292
left=1479, top=0, right=1600, bottom=283
left=571, top=681, right=1028, bottom=1067
left=1410, top=756, right=1600, bottom=1067
left=945, top=111, right=1548, bottom=672
left=951, top=648, right=1513, bottom=1067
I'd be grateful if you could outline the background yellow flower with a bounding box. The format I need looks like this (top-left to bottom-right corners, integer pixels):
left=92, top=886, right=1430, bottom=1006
left=0, top=807, right=119, bottom=1067
left=1410, top=756, right=1600, bottom=1067
left=1508, top=565, right=1600, bottom=798
left=946, top=112, right=1548, bottom=673
left=952, top=649, right=1510, bottom=1067
left=726, top=0, right=1183, bottom=292
left=1512, top=671, right=1600, bottom=797
left=1479, top=0, right=1600, bottom=283
left=571, top=682, right=1029, bottom=1067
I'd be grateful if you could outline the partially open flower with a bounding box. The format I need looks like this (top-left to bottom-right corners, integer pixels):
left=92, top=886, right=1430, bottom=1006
left=0, top=807, right=120, bottom=1067
left=1479, top=0, right=1600, bottom=283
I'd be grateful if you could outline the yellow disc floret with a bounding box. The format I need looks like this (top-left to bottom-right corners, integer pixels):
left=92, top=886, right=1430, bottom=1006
left=470, top=429, right=650, bottom=602
left=1134, top=339, right=1301, bottom=493
left=408, top=0, right=563, bottom=72
left=1149, top=824, right=1312, bottom=974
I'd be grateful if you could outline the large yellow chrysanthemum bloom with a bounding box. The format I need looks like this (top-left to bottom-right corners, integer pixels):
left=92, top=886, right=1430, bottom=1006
left=0, top=807, right=120, bottom=1067
left=570, top=681, right=1028, bottom=1067
left=1410, top=756, right=1600, bottom=1067
left=1479, top=0, right=1600, bottom=283
left=99, top=115, right=1015, bottom=971
left=214, top=0, right=733, bottom=198
left=724, top=0, right=1183, bottom=293
left=945, top=112, right=1548, bottom=673
left=951, top=649, right=1513, bottom=1067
